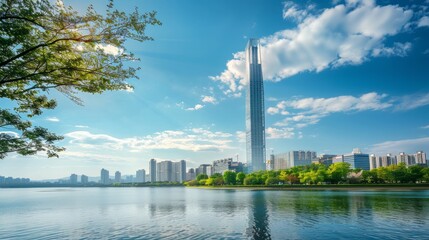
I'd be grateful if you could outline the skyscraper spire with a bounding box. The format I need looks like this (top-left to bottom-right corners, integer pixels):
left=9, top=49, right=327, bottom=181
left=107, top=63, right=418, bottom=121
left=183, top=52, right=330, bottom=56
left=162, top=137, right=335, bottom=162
left=246, top=39, right=266, bottom=172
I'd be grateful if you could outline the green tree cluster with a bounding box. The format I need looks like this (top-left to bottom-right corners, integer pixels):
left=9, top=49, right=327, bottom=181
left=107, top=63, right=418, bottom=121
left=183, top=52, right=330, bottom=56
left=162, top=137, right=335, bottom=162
left=1, top=0, right=161, bottom=158
left=184, top=162, right=429, bottom=186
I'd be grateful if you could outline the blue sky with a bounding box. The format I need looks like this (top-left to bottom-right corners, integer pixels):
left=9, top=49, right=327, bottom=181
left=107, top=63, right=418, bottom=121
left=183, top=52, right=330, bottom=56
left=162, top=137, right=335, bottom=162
left=1, top=0, right=429, bottom=179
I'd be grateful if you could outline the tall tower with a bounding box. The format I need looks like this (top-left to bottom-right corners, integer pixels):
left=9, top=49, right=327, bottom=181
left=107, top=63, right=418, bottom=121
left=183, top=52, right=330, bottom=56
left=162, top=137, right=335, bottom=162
left=149, top=158, right=156, bottom=183
left=246, top=39, right=266, bottom=172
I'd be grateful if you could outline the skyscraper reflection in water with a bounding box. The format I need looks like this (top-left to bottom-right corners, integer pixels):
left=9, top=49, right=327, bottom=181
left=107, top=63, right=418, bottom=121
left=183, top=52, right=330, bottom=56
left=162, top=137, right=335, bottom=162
left=246, top=191, right=271, bottom=239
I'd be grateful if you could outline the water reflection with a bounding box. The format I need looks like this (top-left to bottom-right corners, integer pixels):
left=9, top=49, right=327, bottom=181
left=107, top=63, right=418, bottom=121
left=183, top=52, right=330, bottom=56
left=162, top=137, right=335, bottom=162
left=247, top=191, right=271, bottom=240
left=0, top=188, right=428, bottom=239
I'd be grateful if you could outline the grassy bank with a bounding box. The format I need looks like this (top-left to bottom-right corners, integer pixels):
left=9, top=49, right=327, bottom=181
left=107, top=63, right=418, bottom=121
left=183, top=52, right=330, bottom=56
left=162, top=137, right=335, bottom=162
left=187, top=183, right=429, bottom=191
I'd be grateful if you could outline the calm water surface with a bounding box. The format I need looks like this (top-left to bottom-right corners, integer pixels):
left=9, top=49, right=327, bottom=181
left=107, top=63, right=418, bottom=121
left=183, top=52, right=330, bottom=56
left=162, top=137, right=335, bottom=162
left=0, top=187, right=428, bottom=239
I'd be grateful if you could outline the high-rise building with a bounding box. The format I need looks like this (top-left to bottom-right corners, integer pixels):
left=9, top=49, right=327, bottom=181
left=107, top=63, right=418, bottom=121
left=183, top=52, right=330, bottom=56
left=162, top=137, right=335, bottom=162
left=213, top=158, right=244, bottom=174
left=70, top=174, right=78, bottom=184
left=415, top=151, right=427, bottom=165
left=266, top=154, right=274, bottom=171
left=114, top=171, right=121, bottom=183
left=173, top=160, right=186, bottom=183
left=369, top=154, right=377, bottom=170
left=316, top=154, right=336, bottom=166
left=149, top=159, right=157, bottom=183
left=245, top=38, right=266, bottom=172
left=196, top=164, right=212, bottom=176
left=136, top=169, right=145, bottom=183
left=273, top=151, right=316, bottom=170
left=343, top=149, right=370, bottom=170
left=381, top=154, right=394, bottom=167
left=100, top=168, right=109, bottom=185
left=186, top=168, right=196, bottom=181
left=81, top=174, right=88, bottom=184
left=170, top=160, right=186, bottom=183
left=157, top=161, right=173, bottom=182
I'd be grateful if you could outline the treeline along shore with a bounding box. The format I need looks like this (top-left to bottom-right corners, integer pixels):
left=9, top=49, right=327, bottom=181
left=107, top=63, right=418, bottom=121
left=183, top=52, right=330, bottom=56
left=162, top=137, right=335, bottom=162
left=184, top=162, right=429, bottom=190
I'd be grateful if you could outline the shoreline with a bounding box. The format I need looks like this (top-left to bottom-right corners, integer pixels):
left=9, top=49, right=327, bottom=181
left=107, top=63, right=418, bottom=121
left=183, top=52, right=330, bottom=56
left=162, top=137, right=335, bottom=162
left=187, top=184, right=429, bottom=191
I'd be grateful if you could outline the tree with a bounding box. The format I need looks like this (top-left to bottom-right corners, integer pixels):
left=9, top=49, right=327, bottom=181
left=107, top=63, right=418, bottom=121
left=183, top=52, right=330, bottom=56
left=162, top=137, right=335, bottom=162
left=243, top=176, right=257, bottom=186
left=223, top=171, right=236, bottom=185
left=328, top=162, right=351, bottom=184
left=408, top=165, right=424, bottom=183
left=236, top=172, right=245, bottom=185
left=196, top=174, right=208, bottom=181
left=265, top=176, right=279, bottom=185
left=0, top=0, right=161, bottom=158
left=205, top=178, right=214, bottom=186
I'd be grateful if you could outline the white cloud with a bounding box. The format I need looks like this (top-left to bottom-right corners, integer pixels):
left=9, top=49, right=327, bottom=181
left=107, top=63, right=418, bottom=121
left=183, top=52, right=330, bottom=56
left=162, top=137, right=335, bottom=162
left=369, top=137, right=429, bottom=155
left=211, top=1, right=413, bottom=95
left=236, top=131, right=246, bottom=143
left=395, top=92, right=429, bottom=111
left=201, top=95, right=217, bottom=104
left=266, top=127, right=295, bottom=139
left=270, top=92, right=391, bottom=128
left=422, top=125, right=429, bottom=129
left=186, top=104, right=204, bottom=111
left=46, top=117, right=60, bottom=122
left=267, top=107, right=279, bottom=115
left=282, top=1, right=313, bottom=22
left=95, top=44, right=123, bottom=56
left=74, top=125, right=89, bottom=128
left=271, top=92, right=391, bottom=115
left=418, top=16, right=429, bottom=27
left=372, top=42, right=412, bottom=57
left=64, top=128, right=235, bottom=153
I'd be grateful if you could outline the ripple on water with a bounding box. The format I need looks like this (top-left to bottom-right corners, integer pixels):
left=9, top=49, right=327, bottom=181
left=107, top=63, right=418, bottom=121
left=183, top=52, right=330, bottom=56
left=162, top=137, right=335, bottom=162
left=0, top=188, right=428, bottom=239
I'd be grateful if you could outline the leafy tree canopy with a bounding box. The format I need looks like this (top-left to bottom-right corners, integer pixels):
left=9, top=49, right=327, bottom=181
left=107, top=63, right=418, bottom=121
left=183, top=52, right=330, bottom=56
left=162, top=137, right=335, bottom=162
left=0, top=0, right=161, bottom=159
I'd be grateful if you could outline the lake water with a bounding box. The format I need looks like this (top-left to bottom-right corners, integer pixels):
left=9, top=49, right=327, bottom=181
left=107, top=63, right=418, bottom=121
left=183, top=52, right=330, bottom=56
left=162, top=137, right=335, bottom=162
left=0, top=187, right=428, bottom=239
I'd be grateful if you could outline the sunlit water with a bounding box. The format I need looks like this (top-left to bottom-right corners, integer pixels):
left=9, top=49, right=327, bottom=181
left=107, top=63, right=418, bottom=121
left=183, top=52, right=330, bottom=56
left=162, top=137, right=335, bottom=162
left=0, top=187, right=428, bottom=239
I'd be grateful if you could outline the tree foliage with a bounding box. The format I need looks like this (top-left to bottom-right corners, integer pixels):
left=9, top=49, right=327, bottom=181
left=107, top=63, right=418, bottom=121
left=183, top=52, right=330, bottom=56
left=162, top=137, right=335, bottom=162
left=223, top=171, right=236, bottom=185
left=196, top=174, right=208, bottom=181
left=0, top=0, right=161, bottom=158
left=185, top=163, right=429, bottom=186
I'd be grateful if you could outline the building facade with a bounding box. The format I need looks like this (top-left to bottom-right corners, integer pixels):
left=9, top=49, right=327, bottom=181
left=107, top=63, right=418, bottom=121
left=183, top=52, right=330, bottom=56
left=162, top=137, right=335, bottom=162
left=172, top=160, right=186, bottom=183
left=245, top=38, right=266, bottom=172
left=149, top=159, right=157, bottom=183
left=343, top=149, right=370, bottom=170
left=81, top=174, right=88, bottom=184
left=100, top=168, right=109, bottom=185
left=114, top=171, right=121, bottom=183
left=273, top=151, right=316, bottom=170
left=415, top=151, right=427, bottom=165
left=69, top=174, right=78, bottom=184
left=157, top=161, right=172, bottom=182
left=212, top=158, right=244, bottom=174
left=136, top=169, right=145, bottom=183
left=196, top=164, right=212, bottom=176
left=186, top=168, right=196, bottom=181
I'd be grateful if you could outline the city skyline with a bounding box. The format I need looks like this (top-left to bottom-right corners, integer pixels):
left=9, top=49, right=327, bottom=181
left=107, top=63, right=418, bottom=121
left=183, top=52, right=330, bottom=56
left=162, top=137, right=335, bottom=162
left=1, top=0, right=429, bottom=179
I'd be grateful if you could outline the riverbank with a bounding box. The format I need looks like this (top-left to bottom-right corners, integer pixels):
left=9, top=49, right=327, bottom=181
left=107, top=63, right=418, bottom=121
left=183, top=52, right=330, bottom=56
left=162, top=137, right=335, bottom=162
left=188, top=184, right=429, bottom=191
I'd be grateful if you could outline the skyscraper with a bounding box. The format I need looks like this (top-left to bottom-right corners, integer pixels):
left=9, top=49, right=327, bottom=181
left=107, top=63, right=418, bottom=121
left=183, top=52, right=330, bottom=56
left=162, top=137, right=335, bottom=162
left=136, top=169, right=145, bottom=183
left=157, top=161, right=172, bottom=182
left=100, top=168, right=109, bottom=185
left=246, top=38, right=266, bottom=172
left=81, top=174, right=88, bottom=184
left=149, top=158, right=156, bottom=183
left=115, top=171, right=121, bottom=183
left=69, top=174, right=78, bottom=184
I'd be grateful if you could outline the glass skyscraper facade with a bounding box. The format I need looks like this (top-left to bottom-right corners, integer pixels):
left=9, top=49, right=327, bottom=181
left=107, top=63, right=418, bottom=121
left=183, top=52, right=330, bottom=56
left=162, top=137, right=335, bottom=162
left=246, top=39, right=266, bottom=172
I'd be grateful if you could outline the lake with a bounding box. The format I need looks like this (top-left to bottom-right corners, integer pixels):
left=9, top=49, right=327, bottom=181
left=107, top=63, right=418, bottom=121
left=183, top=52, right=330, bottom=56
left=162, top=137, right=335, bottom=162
left=0, top=187, right=428, bottom=239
